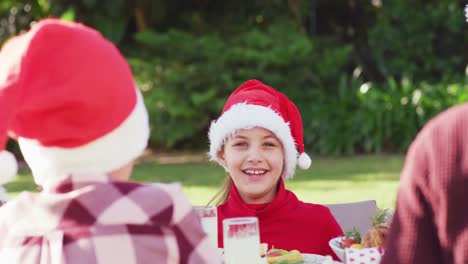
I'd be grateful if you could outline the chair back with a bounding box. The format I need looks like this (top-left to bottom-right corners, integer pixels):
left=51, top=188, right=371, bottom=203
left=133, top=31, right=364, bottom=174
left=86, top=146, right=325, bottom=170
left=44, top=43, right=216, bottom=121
left=324, top=200, right=377, bottom=235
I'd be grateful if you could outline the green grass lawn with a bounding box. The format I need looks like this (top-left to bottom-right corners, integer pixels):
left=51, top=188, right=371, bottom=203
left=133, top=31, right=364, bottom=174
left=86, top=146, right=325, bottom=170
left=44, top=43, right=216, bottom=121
left=4, top=155, right=404, bottom=210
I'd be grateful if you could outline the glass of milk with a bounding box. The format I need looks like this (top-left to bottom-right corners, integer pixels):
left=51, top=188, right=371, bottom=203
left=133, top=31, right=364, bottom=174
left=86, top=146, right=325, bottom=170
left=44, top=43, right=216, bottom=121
left=223, top=217, right=261, bottom=264
left=194, top=206, right=218, bottom=248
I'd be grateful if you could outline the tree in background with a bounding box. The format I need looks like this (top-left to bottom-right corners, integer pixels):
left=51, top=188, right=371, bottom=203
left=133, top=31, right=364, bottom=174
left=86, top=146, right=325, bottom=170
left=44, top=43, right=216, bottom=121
left=2, top=0, right=467, bottom=155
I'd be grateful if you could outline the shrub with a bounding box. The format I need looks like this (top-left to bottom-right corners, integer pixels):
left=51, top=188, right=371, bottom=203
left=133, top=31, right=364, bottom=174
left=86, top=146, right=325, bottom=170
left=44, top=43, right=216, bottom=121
left=128, top=22, right=353, bottom=150
left=368, top=0, right=467, bottom=82
left=303, top=75, right=468, bottom=155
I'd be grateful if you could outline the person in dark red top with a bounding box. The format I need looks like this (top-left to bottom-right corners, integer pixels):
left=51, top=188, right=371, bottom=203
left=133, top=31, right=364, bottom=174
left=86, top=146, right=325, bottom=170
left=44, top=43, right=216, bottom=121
left=381, top=103, right=468, bottom=264
left=207, top=80, right=343, bottom=259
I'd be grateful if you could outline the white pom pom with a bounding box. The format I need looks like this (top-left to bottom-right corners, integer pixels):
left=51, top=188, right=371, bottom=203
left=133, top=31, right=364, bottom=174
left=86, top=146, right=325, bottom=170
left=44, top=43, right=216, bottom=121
left=0, top=150, right=18, bottom=185
left=297, top=152, right=312, bottom=169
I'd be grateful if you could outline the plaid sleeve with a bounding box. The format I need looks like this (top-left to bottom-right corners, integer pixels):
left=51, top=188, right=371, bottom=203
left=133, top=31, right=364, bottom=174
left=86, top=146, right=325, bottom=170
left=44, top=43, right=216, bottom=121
left=0, top=212, right=6, bottom=248
left=0, top=186, right=9, bottom=204
left=160, top=183, right=222, bottom=264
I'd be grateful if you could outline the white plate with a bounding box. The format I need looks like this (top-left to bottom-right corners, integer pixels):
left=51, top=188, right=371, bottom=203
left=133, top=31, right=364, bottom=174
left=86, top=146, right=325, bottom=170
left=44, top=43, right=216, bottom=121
left=303, top=253, right=342, bottom=264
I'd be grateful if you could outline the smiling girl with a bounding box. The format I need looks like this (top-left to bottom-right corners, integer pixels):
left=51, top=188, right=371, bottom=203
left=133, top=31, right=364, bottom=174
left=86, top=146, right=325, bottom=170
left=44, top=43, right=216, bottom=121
left=208, top=80, right=343, bottom=259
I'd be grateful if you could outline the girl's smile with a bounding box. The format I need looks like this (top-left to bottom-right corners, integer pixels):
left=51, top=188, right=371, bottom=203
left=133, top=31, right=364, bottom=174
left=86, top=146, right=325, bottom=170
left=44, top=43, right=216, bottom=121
left=243, top=167, right=269, bottom=181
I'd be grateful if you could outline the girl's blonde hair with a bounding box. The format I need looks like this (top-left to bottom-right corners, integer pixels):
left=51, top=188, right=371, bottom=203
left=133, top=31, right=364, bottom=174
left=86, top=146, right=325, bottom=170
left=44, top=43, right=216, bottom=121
left=208, top=143, right=232, bottom=206
left=208, top=174, right=232, bottom=206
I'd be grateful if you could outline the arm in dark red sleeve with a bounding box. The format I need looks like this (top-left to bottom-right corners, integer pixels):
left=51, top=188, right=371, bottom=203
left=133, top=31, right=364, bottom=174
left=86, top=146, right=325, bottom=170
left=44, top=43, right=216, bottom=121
left=381, top=137, right=442, bottom=264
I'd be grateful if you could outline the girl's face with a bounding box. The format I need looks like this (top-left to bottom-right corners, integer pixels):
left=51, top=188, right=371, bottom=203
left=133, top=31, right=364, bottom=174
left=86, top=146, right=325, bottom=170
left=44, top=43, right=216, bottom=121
left=218, top=127, right=284, bottom=204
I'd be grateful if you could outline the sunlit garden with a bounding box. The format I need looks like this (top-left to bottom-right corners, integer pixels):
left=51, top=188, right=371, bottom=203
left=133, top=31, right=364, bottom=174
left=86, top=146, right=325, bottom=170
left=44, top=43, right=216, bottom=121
left=6, top=155, right=403, bottom=209
left=1, top=1, right=467, bottom=263
left=2, top=0, right=467, bottom=215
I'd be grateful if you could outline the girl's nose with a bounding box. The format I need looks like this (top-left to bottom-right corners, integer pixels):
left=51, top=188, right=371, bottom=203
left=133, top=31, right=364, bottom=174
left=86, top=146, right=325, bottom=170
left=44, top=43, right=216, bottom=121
left=246, top=147, right=263, bottom=162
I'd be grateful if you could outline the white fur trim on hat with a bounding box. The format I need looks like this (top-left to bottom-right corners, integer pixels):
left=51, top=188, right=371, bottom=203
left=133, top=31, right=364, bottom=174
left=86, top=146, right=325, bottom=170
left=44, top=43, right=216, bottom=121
left=18, top=89, right=150, bottom=188
left=0, top=150, right=18, bottom=185
left=209, top=103, right=298, bottom=179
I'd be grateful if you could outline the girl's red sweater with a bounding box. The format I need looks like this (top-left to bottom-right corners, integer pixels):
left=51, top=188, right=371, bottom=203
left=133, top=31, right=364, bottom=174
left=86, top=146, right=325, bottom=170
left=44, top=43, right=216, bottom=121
left=217, top=179, right=343, bottom=259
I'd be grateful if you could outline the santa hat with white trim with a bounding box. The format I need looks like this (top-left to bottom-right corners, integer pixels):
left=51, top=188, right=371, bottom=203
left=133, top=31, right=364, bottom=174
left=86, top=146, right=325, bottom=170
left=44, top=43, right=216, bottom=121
left=0, top=19, right=149, bottom=187
left=208, top=79, right=311, bottom=179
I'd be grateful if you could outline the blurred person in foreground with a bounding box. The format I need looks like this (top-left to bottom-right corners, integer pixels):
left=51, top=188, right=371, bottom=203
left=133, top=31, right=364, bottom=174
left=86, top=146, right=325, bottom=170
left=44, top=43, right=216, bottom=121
left=0, top=19, right=220, bottom=263
left=0, top=187, right=7, bottom=206
left=381, top=103, right=468, bottom=264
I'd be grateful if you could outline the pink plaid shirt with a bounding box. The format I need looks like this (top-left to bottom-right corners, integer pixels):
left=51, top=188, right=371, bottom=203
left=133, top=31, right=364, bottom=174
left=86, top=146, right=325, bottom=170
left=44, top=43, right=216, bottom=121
left=0, top=174, right=221, bottom=264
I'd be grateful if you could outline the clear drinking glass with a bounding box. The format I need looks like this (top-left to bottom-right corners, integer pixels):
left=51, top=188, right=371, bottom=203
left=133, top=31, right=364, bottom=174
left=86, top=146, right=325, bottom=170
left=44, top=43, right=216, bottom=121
left=223, top=217, right=261, bottom=264
left=194, top=206, right=218, bottom=248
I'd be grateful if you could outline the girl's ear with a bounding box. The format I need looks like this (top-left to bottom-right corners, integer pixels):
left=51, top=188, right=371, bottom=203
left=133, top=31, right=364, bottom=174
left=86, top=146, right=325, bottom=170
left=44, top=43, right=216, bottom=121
left=217, top=149, right=227, bottom=167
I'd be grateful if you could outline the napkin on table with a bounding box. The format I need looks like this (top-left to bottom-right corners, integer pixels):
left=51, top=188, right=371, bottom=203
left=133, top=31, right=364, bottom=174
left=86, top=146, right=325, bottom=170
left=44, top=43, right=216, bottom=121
left=345, top=247, right=382, bottom=264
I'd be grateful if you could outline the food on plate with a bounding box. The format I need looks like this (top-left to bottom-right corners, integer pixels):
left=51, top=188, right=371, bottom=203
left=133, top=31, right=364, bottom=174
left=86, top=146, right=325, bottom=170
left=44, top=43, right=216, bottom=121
left=340, top=208, right=393, bottom=250
left=260, top=243, right=268, bottom=257
left=340, top=228, right=362, bottom=249
left=219, top=244, right=305, bottom=264
left=340, top=237, right=357, bottom=248
left=266, top=248, right=304, bottom=264
left=349, top=243, right=364, bottom=249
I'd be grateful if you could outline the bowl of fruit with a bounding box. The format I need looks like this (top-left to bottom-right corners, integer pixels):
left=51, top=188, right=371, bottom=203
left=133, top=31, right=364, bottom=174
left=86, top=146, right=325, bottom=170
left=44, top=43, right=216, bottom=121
left=328, top=229, right=362, bottom=262
left=328, top=237, right=344, bottom=262
left=329, top=208, right=392, bottom=262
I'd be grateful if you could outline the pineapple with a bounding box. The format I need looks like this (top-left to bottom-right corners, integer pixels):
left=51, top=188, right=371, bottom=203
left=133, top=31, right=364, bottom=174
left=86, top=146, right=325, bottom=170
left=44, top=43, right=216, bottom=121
left=372, top=208, right=393, bottom=225
left=361, top=208, right=392, bottom=248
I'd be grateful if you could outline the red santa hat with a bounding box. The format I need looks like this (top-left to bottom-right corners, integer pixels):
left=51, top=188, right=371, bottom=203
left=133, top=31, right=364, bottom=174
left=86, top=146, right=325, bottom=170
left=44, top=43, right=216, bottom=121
left=0, top=19, right=149, bottom=187
left=208, top=79, right=311, bottom=179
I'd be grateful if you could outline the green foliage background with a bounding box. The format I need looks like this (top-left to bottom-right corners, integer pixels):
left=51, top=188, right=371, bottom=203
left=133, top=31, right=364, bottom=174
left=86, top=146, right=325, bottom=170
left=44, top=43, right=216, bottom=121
left=1, top=0, right=467, bottom=155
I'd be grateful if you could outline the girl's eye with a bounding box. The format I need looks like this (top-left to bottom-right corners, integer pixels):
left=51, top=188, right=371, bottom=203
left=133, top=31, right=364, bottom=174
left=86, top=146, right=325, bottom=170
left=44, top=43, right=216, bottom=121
left=263, top=141, right=277, bottom=147
left=232, top=141, right=247, bottom=147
